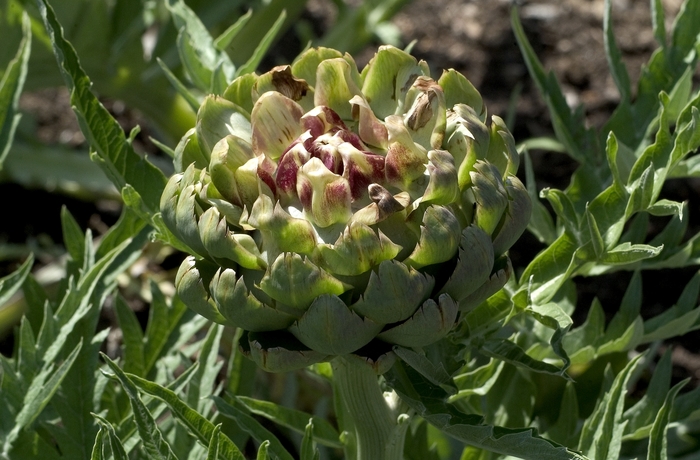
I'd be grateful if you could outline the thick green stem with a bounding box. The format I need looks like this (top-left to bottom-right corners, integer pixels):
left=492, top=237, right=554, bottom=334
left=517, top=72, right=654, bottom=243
left=332, top=356, right=409, bottom=460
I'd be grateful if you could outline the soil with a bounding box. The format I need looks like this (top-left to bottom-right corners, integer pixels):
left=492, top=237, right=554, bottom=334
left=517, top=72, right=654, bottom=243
left=3, top=0, right=700, bottom=384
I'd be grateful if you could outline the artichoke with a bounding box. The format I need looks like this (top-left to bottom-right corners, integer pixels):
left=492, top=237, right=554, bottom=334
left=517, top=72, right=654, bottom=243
left=161, top=45, right=531, bottom=373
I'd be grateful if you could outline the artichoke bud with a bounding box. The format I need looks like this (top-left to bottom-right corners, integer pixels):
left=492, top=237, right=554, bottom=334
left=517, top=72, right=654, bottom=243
left=470, top=161, right=510, bottom=236
left=377, top=294, right=458, bottom=347
left=421, top=149, right=459, bottom=205
left=492, top=175, right=532, bottom=256
left=302, top=106, right=347, bottom=139
left=403, top=77, right=446, bottom=150
left=174, top=128, right=207, bottom=172
left=447, top=104, right=491, bottom=190
left=161, top=45, right=531, bottom=372
left=337, top=142, right=386, bottom=202
left=314, top=222, right=401, bottom=276
left=175, top=257, right=227, bottom=324
left=361, top=45, right=429, bottom=119
left=251, top=92, right=305, bottom=160
left=297, top=157, right=352, bottom=228
left=210, top=268, right=296, bottom=331
left=313, top=57, right=363, bottom=121
left=385, top=115, right=430, bottom=191
left=209, top=135, right=255, bottom=207
left=487, top=115, right=520, bottom=178
left=350, top=95, right=389, bottom=149
left=161, top=172, right=184, bottom=237
left=457, top=256, right=512, bottom=312
left=252, top=65, right=311, bottom=106
left=223, top=73, right=257, bottom=114
left=289, top=295, right=383, bottom=355
left=351, top=260, right=434, bottom=324
left=258, top=252, right=352, bottom=313
left=274, top=141, right=309, bottom=202
left=439, top=225, right=495, bottom=303
left=166, top=165, right=209, bottom=257
left=198, top=207, right=267, bottom=270
left=438, top=69, right=485, bottom=120
left=247, top=193, right=317, bottom=256
left=196, top=95, right=252, bottom=156
left=242, top=329, right=330, bottom=373
left=403, top=205, right=461, bottom=269
left=351, top=184, right=409, bottom=226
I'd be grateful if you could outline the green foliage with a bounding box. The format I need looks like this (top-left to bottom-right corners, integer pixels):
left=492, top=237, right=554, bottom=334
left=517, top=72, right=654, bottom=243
left=0, top=11, right=29, bottom=171
left=2, top=0, right=700, bottom=459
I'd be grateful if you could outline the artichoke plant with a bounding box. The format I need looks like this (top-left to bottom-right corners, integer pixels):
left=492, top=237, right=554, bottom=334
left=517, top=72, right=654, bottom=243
left=161, top=45, right=531, bottom=459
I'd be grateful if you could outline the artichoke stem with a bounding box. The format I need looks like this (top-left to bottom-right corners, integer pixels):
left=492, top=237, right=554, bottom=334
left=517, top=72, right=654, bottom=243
left=332, top=356, right=409, bottom=460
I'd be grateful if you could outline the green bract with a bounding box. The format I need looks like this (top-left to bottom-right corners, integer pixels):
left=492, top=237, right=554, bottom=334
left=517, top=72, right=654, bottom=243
left=161, top=46, right=531, bottom=373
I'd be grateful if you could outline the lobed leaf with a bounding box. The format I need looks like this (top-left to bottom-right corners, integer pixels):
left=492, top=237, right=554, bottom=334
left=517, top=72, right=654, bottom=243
left=385, top=361, right=587, bottom=460
left=647, top=379, right=689, bottom=460
left=125, top=370, right=246, bottom=460
left=236, top=396, right=343, bottom=449
left=1, top=340, right=82, bottom=455
left=578, top=355, right=644, bottom=459
left=102, top=355, right=177, bottom=460
left=0, top=11, right=30, bottom=171
left=213, top=396, right=295, bottom=460
left=38, top=0, right=170, bottom=227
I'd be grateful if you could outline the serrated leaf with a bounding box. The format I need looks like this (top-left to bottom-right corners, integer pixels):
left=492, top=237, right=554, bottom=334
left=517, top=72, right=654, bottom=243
left=124, top=371, right=245, bottom=460
left=451, top=359, right=505, bottom=402
left=115, top=295, right=146, bottom=376
left=563, top=299, right=605, bottom=365
left=166, top=0, right=234, bottom=92
left=578, top=355, right=644, bottom=459
left=236, top=396, right=342, bottom=449
left=484, top=364, right=536, bottom=428
left=38, top=0, right=168, bottom=221
left=603, top=271, right=641, bottom=342
left=213, top=396, right=295, bottom=460
left=546, top=382, right=579, bottom=447
left=642, top=271, right=700, bottom=342
left=521, top=234, right=580, bottom=305
left=622, top=349, right=672, bottom=440
left=394, top=346, right=456, bottom=393
left=300, top=419, right=319, bottom=460
left=186, top=324, right=223, bottom=412
left=0, top=253, right=33, bottom=308
left=92, top=414, right=129, bottom=460
left=385, top=361, right=587, bottom=460
left=481, top=339, right=569, bottom=378
left=143, top=282, right=190, bottom=376
left=16, top=318, right=38, bottom=380
left=236, top=10, right=287, bottom=76
left=511, top=7, right=597, bottom=164
left=1, top=340, right=82, bottom=455
left=464, top=288, right=514, bottom=337
left=648, top=378, right=689, bottom=460
left=526, top=301, right=573, bottom=372
left=61, top=206, right=86, bottom=268
left=523, top=150, right=557, bottom=244
left=157, top=57, right=201, bottom=112
left=206, top=424, right=222, bottom=460
left=213, top=10, right=252, bottom=51
left=102, top=355, right=177, bottom=460
left=603, top=0, right=631, bottom=101
left=110, top=359, right=202, bottom=456
left=95, top=206, right=148, bottom=259
left=0, top=11, right=30, bottom=171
